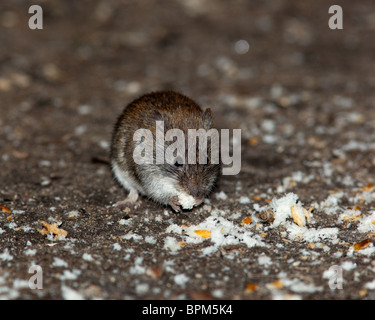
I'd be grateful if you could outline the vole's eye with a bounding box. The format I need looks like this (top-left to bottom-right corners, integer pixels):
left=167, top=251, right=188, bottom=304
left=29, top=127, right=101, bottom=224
left=174, top=156, right=184, bottom=168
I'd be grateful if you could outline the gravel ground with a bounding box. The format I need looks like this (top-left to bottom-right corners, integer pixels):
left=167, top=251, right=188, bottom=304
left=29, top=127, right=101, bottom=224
left=1, top=0, right=375, bottom=300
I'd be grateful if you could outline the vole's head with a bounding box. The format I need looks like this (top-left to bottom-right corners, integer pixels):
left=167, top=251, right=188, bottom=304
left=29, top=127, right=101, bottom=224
left=157, top=108, right=221, bottom=207
left=130, top=101, right=221, bottom=210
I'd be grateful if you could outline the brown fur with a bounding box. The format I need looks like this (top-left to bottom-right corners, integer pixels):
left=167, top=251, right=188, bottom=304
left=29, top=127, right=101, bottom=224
left=110, top=91, right=220, bottom=209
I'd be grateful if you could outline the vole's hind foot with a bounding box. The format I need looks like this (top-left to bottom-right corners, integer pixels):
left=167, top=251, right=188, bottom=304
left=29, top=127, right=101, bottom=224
left=170, top=196, right=182, bottom=213
left=112, top=189, right=140, bottom=211
left=112, top=200, right=141, bottom=211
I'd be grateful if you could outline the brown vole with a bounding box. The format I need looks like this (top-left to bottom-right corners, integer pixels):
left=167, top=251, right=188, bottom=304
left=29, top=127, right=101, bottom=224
left=110, top=91, right=220, bottom=212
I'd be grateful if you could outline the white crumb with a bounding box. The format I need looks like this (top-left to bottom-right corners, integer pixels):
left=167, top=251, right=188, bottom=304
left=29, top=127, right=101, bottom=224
left=286, top=223, right=338, bottom=242
left=145, top=236, right=157, bottom=244
left=135, top=283, right=149, bottom=295
left=320, top=192, right=344, bottom=215
left=113, top=243, right=122, bottom=251
left=215, top=191, right=228, bottom=200
left=163, top=236, right=181, bottom=253
left=0, top=248, right=13, bottom=261
left=365, top=279, right=375, bottom=290
left=178, top=193, right=195, bottom=209
left=270, top=192, right=299, bottom=227
left=82, top=253, right=93, bottom=261
left=167, top=209, right=265, bottom=253
left=52, top=257, right=68, bottom=268
left=174, top=273, right=189, bottom=287
left=239, top=196, right=250, bottom=204
left=357, top=211, right=375, bottom=233
left=166, top=224, right=183, bottom=234
left=61, top=285, right=84, bottom=300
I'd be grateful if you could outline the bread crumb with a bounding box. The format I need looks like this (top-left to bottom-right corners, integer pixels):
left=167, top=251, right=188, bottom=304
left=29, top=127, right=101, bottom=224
left=194, top=230, right=211, bottom=238
left=37, top=221, right=67, bottom=240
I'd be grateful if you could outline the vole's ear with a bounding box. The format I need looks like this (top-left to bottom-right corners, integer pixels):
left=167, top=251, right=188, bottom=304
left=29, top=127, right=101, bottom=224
left=148, top=109, right=163, bottom=128
left=202, top=108, right=213, bottom=129
left=152, top=110, right=163, bottom=121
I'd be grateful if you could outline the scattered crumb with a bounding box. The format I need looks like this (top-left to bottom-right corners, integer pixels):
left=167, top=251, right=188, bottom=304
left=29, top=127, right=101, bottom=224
left=164, top=236, right=182, bottom=253
left=174, top=273, right=189, bottom=287
left=215, top=191, right=228, bottom=200
left=37, top=221, right=67, bottom=240
left=178, top=193, right=195, bottom=210
left=194, top=230, right=211, bottom=238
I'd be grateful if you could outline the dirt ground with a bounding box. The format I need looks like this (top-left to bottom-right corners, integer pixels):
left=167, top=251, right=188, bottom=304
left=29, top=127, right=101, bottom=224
left=1, top=0, right=375, bottom=300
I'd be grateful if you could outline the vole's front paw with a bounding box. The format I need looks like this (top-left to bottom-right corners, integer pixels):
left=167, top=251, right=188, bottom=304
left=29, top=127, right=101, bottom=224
left=170, top=196, right=182, bottom=213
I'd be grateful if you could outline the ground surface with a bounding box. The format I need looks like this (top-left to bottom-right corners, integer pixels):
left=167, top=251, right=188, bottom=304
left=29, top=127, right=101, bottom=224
left=1, top=0, right=375, bottom=300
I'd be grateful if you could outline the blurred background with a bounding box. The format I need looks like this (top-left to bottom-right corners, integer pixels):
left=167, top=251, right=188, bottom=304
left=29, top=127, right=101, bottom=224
left=1, top=0, right=374, bottom=129
left=1, top=0, right=375, bottom=185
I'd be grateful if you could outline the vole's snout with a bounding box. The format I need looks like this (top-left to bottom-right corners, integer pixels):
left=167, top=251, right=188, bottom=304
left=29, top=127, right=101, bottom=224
left=185, top=180, right=205, bottom=207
